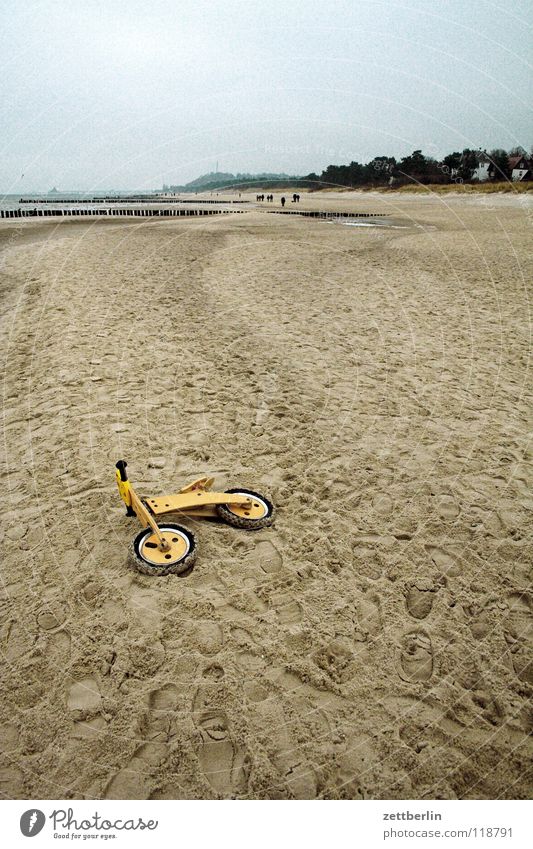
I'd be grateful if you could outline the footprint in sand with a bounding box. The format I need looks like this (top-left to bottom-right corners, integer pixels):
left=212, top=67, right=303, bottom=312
left=270, top=591, right=302, bottom=625
left=193, top=675, right=223, bottom=714
left=235, top=650, right=267, bottom=674
left=468, top=506, right=503, bottom=537
left=356, top=593, right=382, bottom=640
left=399, top=720, right=430, bottom=754
left=196, top=711, right=249, bottom=797
left=104, top=683, right=178, bottom=800
left=37, top=600, right=67, bottom=631
left=0, top=765, right=24, bottom=797
left=187, top=413, right=209, bottom=446
left=372, top=493, right=394, bottom=516
left=80, top=580, right=103, bottom=605
left=398, top=631, right=433, bottom=683
left=352, top=545, right=382, bottom=581
left=336, top=732, right=385, bottom=799
left=103, top=760, right=150, bottom=800
left=71, top=716, right=108, bottom=740
left=405, top=581, right=436, bottom=620
left=0, top=722, right=20, bottom=754
left=314, top=636, right=355, bottom=683
left=435, top=495, right=460, bottom=521
left=129, top=588, right=162, bottom=635
left=190, top=664, right=250, bottom=797
left=245, top=539, right=282, bottom=574
left=268, top=667, right=344, bottom=712
left=425, top=545, right=460, bottom=577
left=203, top=664, right=225, bottom=680
left=149, top=683, right=178, bottom=713
left=185, top=620, right=224, bottom=655
left=230, top=626, right=257, bottom=648
left=244, top=681, right=269, bottom=702
left=48, top=628, right=71, bottom=655
left=470, top=688, right=505, bottom=726
left=462, top=596, right=496, bottom=639
left=5, top=621, right=34, bottom=661
left=504, top=593, right=533, bottom=685
left=286, top=762, right=319, bottom=800
left=255, top=701, right=317, bottom=798
left=67, top=677, right=102, bottom=715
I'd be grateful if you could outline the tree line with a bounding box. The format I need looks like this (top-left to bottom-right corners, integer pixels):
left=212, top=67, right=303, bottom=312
left=302, top=146, right=531, bottom=189
left=162, top=147, right=531, bottom=193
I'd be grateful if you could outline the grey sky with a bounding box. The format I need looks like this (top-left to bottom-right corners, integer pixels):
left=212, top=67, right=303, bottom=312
left=1, top=0, right=532, bottom=192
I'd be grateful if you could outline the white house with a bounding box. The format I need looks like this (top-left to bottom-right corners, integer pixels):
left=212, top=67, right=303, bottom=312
left=472, top=161, right=490, bottom=182
left=509, top=155, right=531, bottom=182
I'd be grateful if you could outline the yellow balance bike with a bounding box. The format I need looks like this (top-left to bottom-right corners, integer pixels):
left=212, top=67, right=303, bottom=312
left=115, top=460, right=274, bottom=576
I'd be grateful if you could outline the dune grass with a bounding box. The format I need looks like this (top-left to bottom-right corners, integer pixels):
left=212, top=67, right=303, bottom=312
left=381, top=181, right=532, bottom=194
left=300, top=181, right=533, bottom=195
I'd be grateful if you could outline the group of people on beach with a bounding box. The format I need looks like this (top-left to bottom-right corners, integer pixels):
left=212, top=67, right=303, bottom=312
left=255, top=193, right=301, bottom=206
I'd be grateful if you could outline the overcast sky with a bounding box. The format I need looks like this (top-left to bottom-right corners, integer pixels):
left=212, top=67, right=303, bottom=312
left=1, top=0, right=531, bottom=192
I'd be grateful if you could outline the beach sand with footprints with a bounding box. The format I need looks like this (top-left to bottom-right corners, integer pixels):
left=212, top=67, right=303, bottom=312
left=1, top=190, right=532, bottom=800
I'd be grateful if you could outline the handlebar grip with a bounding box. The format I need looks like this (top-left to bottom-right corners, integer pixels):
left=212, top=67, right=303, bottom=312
left=116, top=460, right=128, bottom=481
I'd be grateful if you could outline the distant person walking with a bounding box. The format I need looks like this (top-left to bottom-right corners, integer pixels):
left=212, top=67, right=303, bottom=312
left=281, top=196, right=286, bottom=207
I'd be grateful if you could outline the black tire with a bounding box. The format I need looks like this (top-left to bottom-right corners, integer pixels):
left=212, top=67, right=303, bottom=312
left=216, top=488, right=275, bottom=530
left=128, top=523, right=197, bottom=576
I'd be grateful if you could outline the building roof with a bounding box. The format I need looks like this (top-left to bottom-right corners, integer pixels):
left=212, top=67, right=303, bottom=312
left=509, top=155, right=529, bottom=170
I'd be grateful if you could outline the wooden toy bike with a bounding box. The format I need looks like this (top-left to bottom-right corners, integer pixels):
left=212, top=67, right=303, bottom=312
left=115, top=460, right=274, bottom=575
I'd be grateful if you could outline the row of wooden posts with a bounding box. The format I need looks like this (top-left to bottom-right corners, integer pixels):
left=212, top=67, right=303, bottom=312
left=19, top=197, right=249, bottom=205
left=1, top=207, right=382, bottom=221
left=0, top=207, right=244, bottom=219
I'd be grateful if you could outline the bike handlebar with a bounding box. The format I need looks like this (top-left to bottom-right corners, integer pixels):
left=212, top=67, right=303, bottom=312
left=115, top=460, right=128, bottom=482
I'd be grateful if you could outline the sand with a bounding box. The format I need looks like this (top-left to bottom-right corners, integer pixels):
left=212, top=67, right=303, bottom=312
left=1, top=191, right=532, bottom=800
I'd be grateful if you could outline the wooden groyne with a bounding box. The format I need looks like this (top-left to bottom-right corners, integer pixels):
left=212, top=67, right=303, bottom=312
left=1, top=206, right=383, bottom=222
left=18, top=197, right=250, bottom=205
left=1, top=207, right=245, bottom=220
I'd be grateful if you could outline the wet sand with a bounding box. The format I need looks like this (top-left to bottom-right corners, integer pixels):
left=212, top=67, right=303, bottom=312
left=1, top=192, right=532, bottom=799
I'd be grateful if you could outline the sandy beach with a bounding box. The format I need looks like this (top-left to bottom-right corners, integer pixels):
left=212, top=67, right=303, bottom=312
left=1, top=191, right=532, bottom=800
